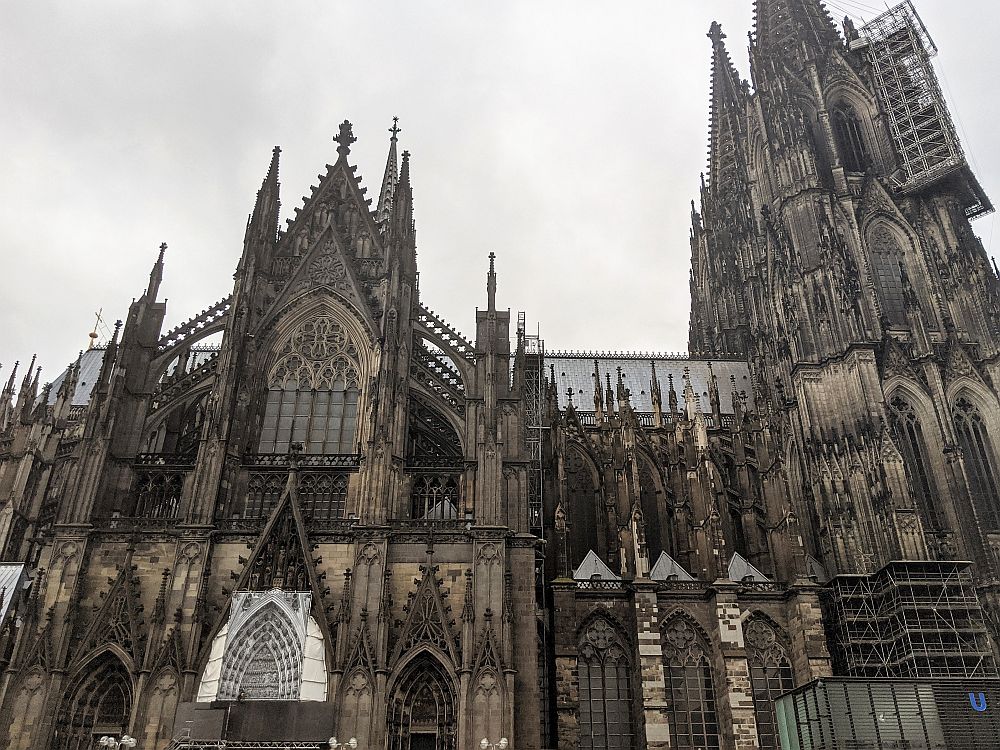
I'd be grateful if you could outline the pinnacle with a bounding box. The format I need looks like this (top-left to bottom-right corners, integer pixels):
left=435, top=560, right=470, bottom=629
left=334, top=120, right=357, bottom=159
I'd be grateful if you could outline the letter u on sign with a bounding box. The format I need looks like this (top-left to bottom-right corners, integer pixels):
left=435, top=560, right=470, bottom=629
left=969, top=692, right=988, bottom=712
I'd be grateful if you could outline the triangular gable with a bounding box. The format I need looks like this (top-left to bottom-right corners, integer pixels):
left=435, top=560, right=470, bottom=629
left=728, top=552, right=770, bottom=582
left=260, top=222, right=380, bottom=336
left=573, top=550, right=620, bottom=581
left=944, top=337, right=984, bottom=386
left=76, top=561, right=145, bottom=666
left=472, top=619, right=504, bottom=675
left=344, top=618, right=377, bottom=676
left=805, top=554, right=829, bottom=583
left=391, top=564, right=458, bottom=666
left=649, top=551, right=695, bottom=582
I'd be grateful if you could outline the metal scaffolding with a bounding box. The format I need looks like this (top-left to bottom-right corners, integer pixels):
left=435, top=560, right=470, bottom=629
left=855, top=2, right=992, bottom=218
left=825, top=560, right=997, bottom=679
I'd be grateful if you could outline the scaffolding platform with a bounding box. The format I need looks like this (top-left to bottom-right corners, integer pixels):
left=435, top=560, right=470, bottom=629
left=853, top=1, right=992, bottom=219
left=824, top=560, right=997, bottom=679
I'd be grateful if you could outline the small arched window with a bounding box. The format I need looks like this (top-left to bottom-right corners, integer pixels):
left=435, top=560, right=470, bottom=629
left=578, top=618, right=635, bottom=750
left=888, top=395, right=941, bottom=529
left=258, top=316, right=361, bottom=455
left=953, top=396, right=1000, bottom=530
left=745, top=618, right=795, bottom=750
left=832, top=105, right=868, bottom=172
left=662, top=617, right=720, bottom=750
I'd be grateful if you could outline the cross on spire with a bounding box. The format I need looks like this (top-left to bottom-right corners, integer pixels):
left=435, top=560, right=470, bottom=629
left=389, top=116, right=401, bottom=141
left=334, top=120, right=356, bottom=158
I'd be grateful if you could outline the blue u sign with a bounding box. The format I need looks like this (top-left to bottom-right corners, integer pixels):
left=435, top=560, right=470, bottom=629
left=969, top=692, right=988, bottom=712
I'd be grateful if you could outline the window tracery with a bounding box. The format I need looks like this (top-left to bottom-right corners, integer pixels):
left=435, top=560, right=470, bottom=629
left=888, top=395, right=941, bottom=529
left=661, top=617, right=720, bottom=750
left=745, top=618, right=794, bottom=750
left=259, top=315, right=361, bottom=455
left=411, top=475, right=460, bottom=520
left=832, top=105, right=868, bottom=173
left=578, top=618, right=635, bottom=750
left=867, top=226, right=908, bottom=326
left=953, top=396, right=1000, bottom=529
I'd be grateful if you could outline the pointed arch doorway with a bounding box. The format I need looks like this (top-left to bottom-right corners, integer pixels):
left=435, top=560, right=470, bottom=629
left=387, top=654, right=457, bottom=750
left=56, top=652, right=133, bottom=750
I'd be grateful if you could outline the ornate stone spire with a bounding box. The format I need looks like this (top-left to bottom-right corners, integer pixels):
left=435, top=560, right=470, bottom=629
left=706, top=22, right=747, bottom=194
left=146, top=242, right=166, bottom=301
left=376, top=117, right=400, bottom=229
left=752, top=0, right=840, bottom=60
left=486, top=252, right=497, bottom=312
left=247, top=146, right=281, bottom=247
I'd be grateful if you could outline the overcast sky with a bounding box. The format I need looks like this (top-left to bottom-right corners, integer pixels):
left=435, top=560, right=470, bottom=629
left=2, top=0, right=998, bottom=385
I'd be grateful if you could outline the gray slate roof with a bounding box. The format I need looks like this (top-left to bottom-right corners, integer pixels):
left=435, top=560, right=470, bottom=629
left=546, top=353, right=754, bottom=414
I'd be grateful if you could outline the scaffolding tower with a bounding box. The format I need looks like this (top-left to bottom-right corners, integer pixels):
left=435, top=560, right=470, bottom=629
left=854, top=1, right=992, bottom=218
left=825, top=560, right=997, bottom=679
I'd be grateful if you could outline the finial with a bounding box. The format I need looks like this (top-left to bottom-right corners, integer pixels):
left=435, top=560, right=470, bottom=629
left=708, top=21, right=725, bottom=43
left=158, top=242, right=167, bottom=262
left=334, top=120, right=356, bottom=158
left=566, top=388, right=575, bottom=407
left=389, top=116, right=401, bottom=142
left=487, top=252, right=497, bottom=311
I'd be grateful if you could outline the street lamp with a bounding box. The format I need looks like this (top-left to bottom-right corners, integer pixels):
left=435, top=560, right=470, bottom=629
left=99, top=737, right=137, bottom=749
left=480, top=739, right=509, bottom=750
left=328, top=738, right=358, bottom=749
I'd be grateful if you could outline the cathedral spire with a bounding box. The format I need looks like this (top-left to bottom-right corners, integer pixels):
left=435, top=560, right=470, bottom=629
left=389, top=149, right=415, bottom=250
left=376, top=117, right=400, bottom=229
left=752, top=0, right=840, bottom=61
left=247, top=146, right=281, bottom=248
left=145, top=242, right=166, bottom=301
left=706, top=22, right=747, bottom=194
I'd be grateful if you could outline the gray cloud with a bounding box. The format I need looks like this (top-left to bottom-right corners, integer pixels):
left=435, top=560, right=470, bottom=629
left=1, top=1, right=996, bottom=381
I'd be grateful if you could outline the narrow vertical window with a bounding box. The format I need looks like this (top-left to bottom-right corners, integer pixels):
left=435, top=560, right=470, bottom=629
left=954, top=396, right=1000, bottom=529
left=567, top=448, right=600, bottom=569
left=888, top=395, right=941, bottom=529
left=867, top=225, right=908, bottom=326
left=662, top=617, right=720, bottom=749
left=578, top=618, right=635, bottom=750
left=745, top=619, right=795, bottom=750
left=832, top=105, right=868, bottom=172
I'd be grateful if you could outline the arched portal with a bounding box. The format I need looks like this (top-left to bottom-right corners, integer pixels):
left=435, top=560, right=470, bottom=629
left=387, top=654, right=457, bottom=750
left=56, top=652, right=133, bottom=750
left=217, top=600, right=304, bottom=700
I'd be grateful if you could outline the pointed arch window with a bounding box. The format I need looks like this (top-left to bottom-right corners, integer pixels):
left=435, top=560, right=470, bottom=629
left=953, top=396, right=1000, bottom=530
left=888, top=395, right=941, bottom=529
left=57, top=653, right=132, bottom=750
left=578, top=618, right=635, bottom=750
left=638, top=460, right=665, bottom=562
left=867, top=225, right=908, bottom=326
left=745, top=619, right=795, bottom=750
left=832, top=105, right=868, bottom=173
left=567, top=448, right=600, bottom=570
left=259, top=316, right=361, bottom=455
left=411, top=475, right=459, bottom=520
left=661, top=617, right=720, bottom=750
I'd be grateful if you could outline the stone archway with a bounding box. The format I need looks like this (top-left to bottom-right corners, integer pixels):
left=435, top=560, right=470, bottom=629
left=56, top=652, right=133, bottom=750
left=387, top=653, right=457, bottom=750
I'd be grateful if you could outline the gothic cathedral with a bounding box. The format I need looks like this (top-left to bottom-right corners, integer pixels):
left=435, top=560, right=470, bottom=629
left=1, top=2, right=1000, bottom=749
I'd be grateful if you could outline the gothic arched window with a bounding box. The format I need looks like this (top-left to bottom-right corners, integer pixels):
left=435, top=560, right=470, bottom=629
left=745, top=618, right=795, bottom=750
left=567, top=447, right=600, bottom=569
left=175, top=395, right=207, bottom=458
left=57, top=653, right=133, bottom=750
left=953, top=396, right=1000, bottom=530
left=888, top=395, right=941, bottom=529
left=832, top=105, right=868, bottom=172
left=259, top=316, right=361, bottom=455
left=662, top=617, right=720, bottom=750
left=638, top=460, right=665, bottom=562
left=578, top=618, right=635, bottom=750
left=867, top=225, right=908, bottom=326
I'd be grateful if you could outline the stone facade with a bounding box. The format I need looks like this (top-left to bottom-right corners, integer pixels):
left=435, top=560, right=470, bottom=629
left=0, top=3, right=998, bottom=749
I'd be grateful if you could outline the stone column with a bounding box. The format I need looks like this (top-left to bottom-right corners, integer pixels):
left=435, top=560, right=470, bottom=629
left=785, top=579, right=833, bottom=683
left=632, top=579, right=670, bottom=748
left=551, top=580, right=578, bottom=748
left=711, top=580, right=759, bottom=749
